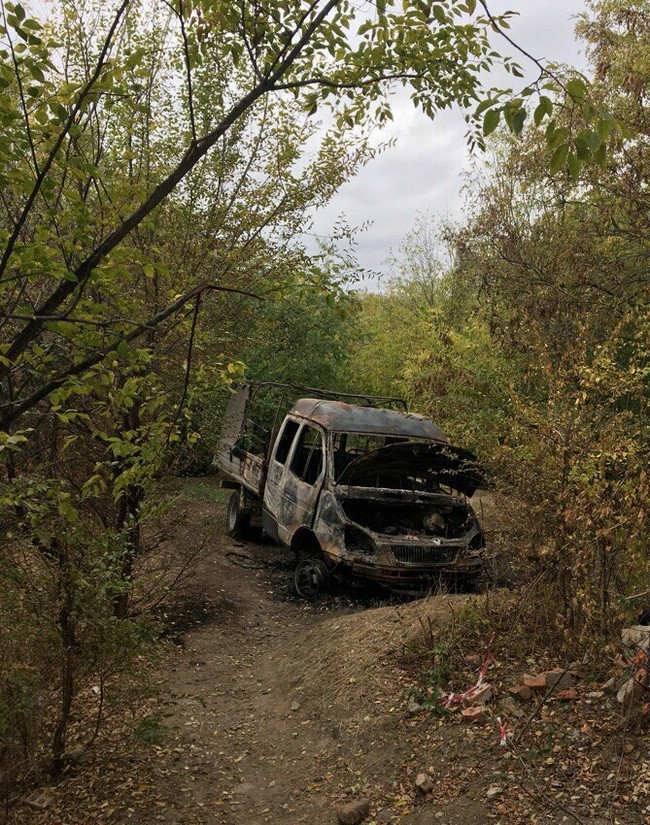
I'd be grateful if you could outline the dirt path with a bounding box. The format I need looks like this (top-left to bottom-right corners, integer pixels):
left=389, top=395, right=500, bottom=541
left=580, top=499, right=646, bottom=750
left=14, top=485, right=467, bottom=825
left=117, top=489, right=635, bottom=825
left=108, top=489, right=530, bottom=825
left=148, top=524, right=400, bottom=824
left=160, top=557, right=334, bottom=823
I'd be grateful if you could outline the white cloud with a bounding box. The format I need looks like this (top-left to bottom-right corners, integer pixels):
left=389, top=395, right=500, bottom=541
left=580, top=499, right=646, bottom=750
left=305, top=0, right=590, bottom=287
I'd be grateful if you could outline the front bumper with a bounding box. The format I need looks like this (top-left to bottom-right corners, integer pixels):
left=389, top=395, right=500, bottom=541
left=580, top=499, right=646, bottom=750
left=322, top=537, right=484, bottom=586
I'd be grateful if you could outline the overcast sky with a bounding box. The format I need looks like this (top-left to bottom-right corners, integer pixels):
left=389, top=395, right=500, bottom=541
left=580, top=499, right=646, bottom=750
left=305, top=0, right=590, bottom=289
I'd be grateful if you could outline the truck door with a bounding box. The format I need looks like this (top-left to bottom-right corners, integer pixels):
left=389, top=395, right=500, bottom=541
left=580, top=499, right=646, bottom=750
left=263, top=420, right=325, bottom=545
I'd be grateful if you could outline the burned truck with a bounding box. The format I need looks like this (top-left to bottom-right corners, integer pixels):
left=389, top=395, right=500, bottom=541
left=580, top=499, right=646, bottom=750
left=216, top=383, right=485, bottom=596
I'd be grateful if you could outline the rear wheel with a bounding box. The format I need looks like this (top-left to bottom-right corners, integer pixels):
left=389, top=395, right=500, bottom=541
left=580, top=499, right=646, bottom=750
left=226, top=490, right=262, bottom=540
left=294, top=558, right=329, bottom=599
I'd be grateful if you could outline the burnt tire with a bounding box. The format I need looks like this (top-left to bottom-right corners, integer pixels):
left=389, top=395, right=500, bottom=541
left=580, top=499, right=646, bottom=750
left=294, top=558, right=329, bottom=599
left=226, top=491, right=252, bottom=539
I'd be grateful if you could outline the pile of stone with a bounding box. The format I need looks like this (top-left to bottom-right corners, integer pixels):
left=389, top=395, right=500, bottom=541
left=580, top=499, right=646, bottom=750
left=459, top=681, right=493, bottom=722
left=507, top=666, right=581, bottom=702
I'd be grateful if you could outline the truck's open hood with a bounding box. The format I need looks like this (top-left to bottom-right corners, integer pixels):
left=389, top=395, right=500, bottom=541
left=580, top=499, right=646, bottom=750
left=336, top=441, right=483, bottom=497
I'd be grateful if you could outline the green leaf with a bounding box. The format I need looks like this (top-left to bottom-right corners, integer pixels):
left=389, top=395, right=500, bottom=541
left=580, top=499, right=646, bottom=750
left=547, top=125, right=569, bottom=150
left=594, top=140, right=608, bottom=166
left=534, top=96, right=553, bottom=127
left=566, top=77, right=586, bottom=102
left=550, top=143, right=569, bottom=175
left=433, top=5, right=447, bottom=24
left=582, top=102, right=596, bottom=125
left=28, top=64, right=45, bottom=82
left=545, top=118, right=557, bottom=143
left=583, top=130, right=601, bottom=151
left=511, top=106, right=526, bottom=135
left=49, top=100, right=68, bottom=121
left=616, top=118, right=633, bottom=139
left=566, top=151, right=582, bottom=182
left=483, top=108, right=500, bottom=136
left=474, top=98, right=495, bottom=116
left=574, top=135, right=590, bottom=161
left=596, top=117, right=612, bottom=141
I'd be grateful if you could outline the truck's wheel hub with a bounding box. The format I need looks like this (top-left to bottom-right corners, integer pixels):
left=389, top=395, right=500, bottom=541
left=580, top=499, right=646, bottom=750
left=294, top=559, right=328, bottom=599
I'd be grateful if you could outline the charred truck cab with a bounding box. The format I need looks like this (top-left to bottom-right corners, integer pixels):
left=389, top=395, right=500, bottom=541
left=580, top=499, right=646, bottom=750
left=216, top=383, right=485, bottom=597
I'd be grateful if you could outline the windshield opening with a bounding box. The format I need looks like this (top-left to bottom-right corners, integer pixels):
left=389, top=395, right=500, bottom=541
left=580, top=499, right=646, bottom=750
left=332, top=432, right=408, bottom=480
left=332, top=433, right=471, bottom=495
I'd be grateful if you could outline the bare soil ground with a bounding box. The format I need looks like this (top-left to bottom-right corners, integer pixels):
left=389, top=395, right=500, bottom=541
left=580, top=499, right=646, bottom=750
left=9, top=482, right=650, bottom=825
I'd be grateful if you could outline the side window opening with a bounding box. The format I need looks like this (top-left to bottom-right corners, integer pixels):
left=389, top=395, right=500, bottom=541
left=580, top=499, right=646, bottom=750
left=274, top=419, right=300, bottom=465
left=291, top=425, right=324, bottom=485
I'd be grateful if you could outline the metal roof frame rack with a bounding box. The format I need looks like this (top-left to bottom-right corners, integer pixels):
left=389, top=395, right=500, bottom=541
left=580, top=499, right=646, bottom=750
left=246, top=380, right=408, bottom=412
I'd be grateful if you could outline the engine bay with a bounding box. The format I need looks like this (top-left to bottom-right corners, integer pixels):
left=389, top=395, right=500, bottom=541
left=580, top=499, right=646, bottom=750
left=340, top=496, right=475, bottom=538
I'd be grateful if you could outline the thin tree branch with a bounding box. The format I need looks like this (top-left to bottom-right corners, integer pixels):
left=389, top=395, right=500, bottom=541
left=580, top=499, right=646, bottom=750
left=0, top=286, right=261, bottom=428
left=263, top=0, right=322, bottom=78
left=164, top=293, right=201, bottom=449
left=2, top=314, right=159, bottom=328
left=272, top=70, right=424, bottom=91
left=240, top=0, right=262, bottom=81
left=0, top=0, right=133, bottom=284
left=178, top=0, right=197, bottom=144
left=477, top=0, right=568, bottom=93
left=2, top=4, right=40, bottom=177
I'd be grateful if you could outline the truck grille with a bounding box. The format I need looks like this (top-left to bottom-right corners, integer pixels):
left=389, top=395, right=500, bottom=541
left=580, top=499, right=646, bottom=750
left=391, top=544, right=458, bottom=565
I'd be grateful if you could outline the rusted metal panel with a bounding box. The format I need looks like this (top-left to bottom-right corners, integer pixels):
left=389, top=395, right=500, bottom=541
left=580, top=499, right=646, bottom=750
left=218, top=384, right=250, bottom=455
left=215, top=384, right=265, bottom=496
left=290, top=398, right=448, bottom=441
left=263, top=420, right=326, bottom=546
left=241, top=452, right=265, bottom=492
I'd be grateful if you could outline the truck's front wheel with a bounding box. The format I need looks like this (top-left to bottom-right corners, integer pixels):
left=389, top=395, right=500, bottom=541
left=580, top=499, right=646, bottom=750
left=294, top=558, right=329, bottom=599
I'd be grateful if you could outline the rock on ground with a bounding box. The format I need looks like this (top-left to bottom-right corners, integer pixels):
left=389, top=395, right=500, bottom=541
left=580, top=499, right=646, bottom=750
left=337, top=798, right=371, bottom=825
left=415, top=772, right=435, bottom=793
